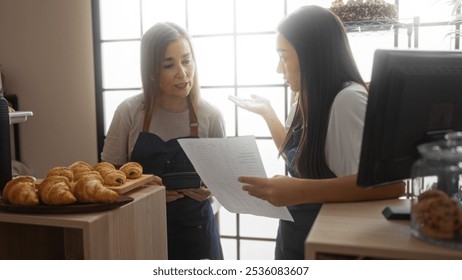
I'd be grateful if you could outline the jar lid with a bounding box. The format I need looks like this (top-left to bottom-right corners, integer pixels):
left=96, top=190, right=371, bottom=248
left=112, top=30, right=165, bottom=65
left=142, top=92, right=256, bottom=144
left=417, top=131, right=462, bottom=161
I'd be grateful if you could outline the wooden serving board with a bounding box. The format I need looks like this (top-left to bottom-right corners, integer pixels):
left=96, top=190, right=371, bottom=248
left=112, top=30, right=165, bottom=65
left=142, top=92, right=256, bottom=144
left=105, top=174, right=155, bottom=194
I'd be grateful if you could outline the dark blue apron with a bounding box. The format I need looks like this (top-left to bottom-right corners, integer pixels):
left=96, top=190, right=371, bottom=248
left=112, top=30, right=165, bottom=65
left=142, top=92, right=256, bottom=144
left=276, top=126, right=322, bottom=260
left=130, top=100, right=223, bottom=260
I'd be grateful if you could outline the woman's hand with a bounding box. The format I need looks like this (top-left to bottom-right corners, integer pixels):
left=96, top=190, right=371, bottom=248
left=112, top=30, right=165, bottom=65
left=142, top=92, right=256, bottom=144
left=146, top=175, right=163, bottom=186
left=180, top=187, right=211, bottom=202
left=228, top=94, right=273, bottom=117
left=166, top=189, right=184, bottom=202
left=239, top=175, right=305, bottom=207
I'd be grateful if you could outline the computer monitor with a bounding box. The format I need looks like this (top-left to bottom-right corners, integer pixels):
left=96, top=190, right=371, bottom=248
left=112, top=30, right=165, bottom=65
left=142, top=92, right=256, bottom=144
left=357, top=49, right=462, bottom=188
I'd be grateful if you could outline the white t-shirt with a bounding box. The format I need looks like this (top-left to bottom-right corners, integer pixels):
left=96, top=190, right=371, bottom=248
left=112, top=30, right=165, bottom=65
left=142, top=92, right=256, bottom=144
left=101, top=94, right=226, bottom=165
left=325, top=82, right=368, bottom=177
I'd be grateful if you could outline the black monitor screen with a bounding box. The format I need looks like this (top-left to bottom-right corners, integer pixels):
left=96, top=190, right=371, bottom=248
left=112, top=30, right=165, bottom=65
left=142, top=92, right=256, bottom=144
left=357, top=49, right=462, bottom=187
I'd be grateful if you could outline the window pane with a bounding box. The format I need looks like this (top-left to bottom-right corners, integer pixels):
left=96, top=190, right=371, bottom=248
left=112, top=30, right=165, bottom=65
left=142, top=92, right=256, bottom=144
left=188, top=0, right=234, bottom=35
left=240, top=240, right=275, bottom=260
left=417, top=25, right=457, bottom=50
left=141, top=0, right=187, bottom=32
left=236, top=34, right=281, bottom=85
left=236, top=87, right=285, bottom=137
left=100, top=0, right=141, bottom=40
left=235, top=0, right=284, bottom=33
left=399, top=0, right=453, bottom=23
left=193, top=36, right=235, bottom=86
left=257, top=139, right=286, bottom=177
left=103, top=90, right=140, bottom=134
left=348, top=32, right=394, bottom=81
left=287, top=0, right=330, bottom=13
left=218, top=207, right=237, bottom=236
left=220, top=238, right=237, bottom=260
left=201, top=88, right=236, bottom=137
left=101, top=41, right=141, bottom=89
left=240, top=214, right=279, bottom=239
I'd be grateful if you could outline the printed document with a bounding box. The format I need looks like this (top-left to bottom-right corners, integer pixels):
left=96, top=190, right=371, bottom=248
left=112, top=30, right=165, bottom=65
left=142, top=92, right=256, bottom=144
left=178, top=136, right=293, bottom=221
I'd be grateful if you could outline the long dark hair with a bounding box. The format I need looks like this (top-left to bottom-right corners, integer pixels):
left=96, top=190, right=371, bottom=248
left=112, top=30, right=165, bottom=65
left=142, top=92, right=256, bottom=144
left=278, top=6, right=367, bottom=179
left=140, top=22, right=200, bottom=116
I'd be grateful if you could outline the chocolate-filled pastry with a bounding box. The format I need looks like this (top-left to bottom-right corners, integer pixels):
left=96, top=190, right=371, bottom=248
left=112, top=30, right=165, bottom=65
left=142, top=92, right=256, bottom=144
left=47, top=166, right=74, bottom=182
left=120, top=162, right=143, bottom=179
left=100, top=169, right=127, bottom=186
left=73, top=175, right=119, bottom=203
left=2, top=176, right=39, bottom=206
left=37, top=176, right=77, bottom=205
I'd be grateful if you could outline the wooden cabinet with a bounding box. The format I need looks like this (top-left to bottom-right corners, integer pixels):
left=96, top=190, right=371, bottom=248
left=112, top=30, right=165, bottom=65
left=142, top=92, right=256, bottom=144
left=305, top=199, right=462, bottom=260
left=0, top=185, right=167, bottom=260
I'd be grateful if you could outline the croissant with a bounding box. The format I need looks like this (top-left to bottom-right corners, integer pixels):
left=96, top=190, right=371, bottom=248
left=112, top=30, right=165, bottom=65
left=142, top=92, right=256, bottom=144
left=2, top=176, right=39, bottom=206
left=69, top=161, right=92, bottom=178
left=73, top=176, right=119, bottom=203
left=73, top=170, right=103, bottom=183
left=37, top=176, right=77, bottom=205
left=120, top=162, right=143, bottom=179
left=47, top=166, right=74, bottom=182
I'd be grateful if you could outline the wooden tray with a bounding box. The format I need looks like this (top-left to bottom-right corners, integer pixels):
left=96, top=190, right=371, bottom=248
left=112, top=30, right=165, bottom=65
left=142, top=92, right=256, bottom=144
left=105, top=174, right=155, bottom=194
left=0, top=196, right=134, bottom=214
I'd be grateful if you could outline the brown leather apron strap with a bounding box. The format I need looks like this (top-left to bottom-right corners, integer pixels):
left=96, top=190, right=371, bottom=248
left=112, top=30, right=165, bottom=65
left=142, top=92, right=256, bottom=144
left=142, top=97, right=198, bottom=136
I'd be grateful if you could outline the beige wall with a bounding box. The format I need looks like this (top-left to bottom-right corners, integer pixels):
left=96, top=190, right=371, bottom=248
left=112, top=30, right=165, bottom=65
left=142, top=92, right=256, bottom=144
left=0, top=0, right=97, bottom=178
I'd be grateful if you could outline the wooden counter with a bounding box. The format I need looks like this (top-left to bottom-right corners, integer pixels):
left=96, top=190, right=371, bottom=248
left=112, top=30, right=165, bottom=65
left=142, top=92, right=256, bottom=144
left=0, top=185, right=167, bottom=260
left=305, top=199, right=462, bottom=260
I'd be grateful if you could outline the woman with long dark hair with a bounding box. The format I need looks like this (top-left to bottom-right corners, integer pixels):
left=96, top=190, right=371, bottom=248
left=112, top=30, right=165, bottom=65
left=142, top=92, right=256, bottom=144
left=233, top=6, right=404, bottom=260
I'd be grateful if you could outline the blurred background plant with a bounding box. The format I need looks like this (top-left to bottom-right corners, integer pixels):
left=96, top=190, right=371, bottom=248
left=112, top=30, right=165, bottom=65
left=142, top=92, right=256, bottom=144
left=446, top=0, right=461, bottom=39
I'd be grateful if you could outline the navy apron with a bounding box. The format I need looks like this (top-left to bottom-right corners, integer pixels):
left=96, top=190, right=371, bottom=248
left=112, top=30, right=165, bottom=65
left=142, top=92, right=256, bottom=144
left=276, top=126, right=322, bottom=260
left=130, top=99, right=223, bottom=260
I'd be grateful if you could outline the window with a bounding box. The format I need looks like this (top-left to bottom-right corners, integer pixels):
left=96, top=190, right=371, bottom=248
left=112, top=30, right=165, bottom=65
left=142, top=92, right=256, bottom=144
left=92, top=0, right=460, bottom=259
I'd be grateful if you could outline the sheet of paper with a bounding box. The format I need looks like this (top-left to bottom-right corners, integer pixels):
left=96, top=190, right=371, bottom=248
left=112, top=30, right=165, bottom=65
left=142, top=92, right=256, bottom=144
left=178, top=136, right=293, bottom=221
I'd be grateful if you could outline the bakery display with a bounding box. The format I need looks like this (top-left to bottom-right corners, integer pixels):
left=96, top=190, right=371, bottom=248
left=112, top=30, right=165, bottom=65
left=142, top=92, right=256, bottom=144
left=1, top=161, right=146, bottom=211
left=2, top=176, right=39, bottom=206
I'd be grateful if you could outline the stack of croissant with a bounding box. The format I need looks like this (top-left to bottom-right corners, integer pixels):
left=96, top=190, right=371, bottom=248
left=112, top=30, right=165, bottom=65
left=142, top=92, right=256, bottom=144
left=1, top=161, right=143, bottom=206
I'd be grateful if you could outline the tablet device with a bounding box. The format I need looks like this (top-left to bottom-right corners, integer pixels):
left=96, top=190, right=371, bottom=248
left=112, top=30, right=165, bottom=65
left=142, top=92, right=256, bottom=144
left=161, top=172, right=201, bottom=190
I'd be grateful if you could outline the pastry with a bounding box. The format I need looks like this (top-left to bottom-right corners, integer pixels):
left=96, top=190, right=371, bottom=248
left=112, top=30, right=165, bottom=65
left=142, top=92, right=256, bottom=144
left=73, top=170, right=103, bottom=184
left=37, top=176, right=77, bottom=205
left=2, top=176, right=39, bottom=206
left=93, top=161, right=116, bottom=173
left=69, top=161, right=93, bottom=178
left=73, top=175, right=119, bottom=203
left=102, top=169, right=126, bottom=186
left=96, top=166, right=126, bottom=186
left=120, top=162, right=143, bottom=179
left=46, top=166, right=74, bottom=182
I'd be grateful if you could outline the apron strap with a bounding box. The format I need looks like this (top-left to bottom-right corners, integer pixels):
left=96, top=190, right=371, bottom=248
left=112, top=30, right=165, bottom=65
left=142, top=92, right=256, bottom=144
left=142, top=97, right=198, bottom=137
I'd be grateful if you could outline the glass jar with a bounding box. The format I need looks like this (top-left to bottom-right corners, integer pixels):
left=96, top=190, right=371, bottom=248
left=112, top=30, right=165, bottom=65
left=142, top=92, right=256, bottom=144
left=410, top=132, right=462, bottom=249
